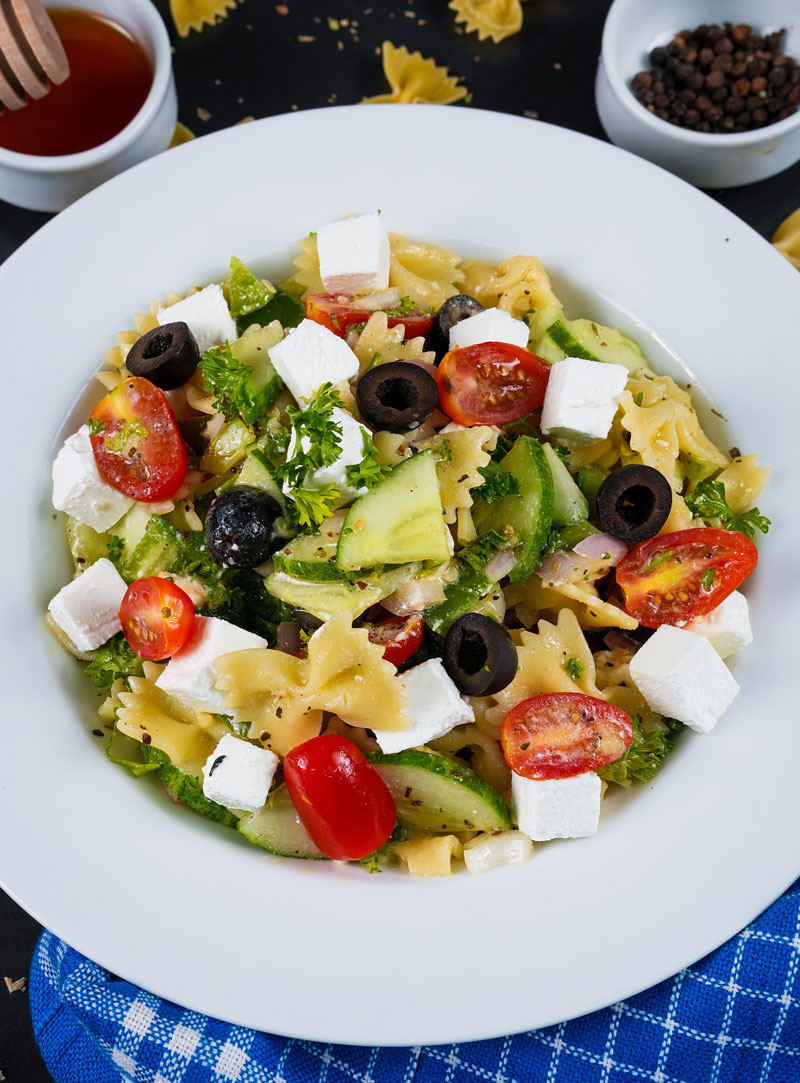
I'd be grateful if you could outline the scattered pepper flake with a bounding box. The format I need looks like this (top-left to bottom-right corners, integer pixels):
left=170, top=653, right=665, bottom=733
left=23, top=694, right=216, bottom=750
left=298, top=33, right=316, bottom=42
left=196, top=106, right=212, bottom=121
left=4, top=977, right=26, bottom=994
left=327, top=16, right=339, bottom=30
left=554, top=62, right=562, bottom=70
left=275, top=3, right=288, bottom=13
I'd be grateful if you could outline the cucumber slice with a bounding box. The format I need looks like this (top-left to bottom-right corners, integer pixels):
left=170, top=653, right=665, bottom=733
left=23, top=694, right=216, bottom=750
left=472, top=436, right=553, bottom=584
left=576, top=464, right=609, bottom=519
left=367, top=750, right=511, bottom=832
left=142, top=746, right=238, bottom=828
left=545, top=521, right=601, bottom=554
left=423, top=561, right=494, bottom=637
left=237, top=785, right=326, bottom=858
left=336, top=450, right=452, bottom=571
left=65, top=516, right=111, bottom=569
left=230, top=323, right=284, bottom=409
left=236, top=286, right=305, bottom=335
left=200, top=417, right=255, bottom=475
left=537, top=318, right=648, bottom=374
left=120, top=515, right=181, bottom=582
left=273, top=511, right=350, bottom=581
left=542, top=443, right=588, bottom=526
left=263, top=562, right=418, bottom=621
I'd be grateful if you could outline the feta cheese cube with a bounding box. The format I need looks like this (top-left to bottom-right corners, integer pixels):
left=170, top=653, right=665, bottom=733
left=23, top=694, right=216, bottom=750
left=685, top=590, right=752, bottom=659
left=283, top=407, right=370, bottom=505
left=48, top=558, right=127, bottom=651
left=511, top=771, right=601, bottom=841
left=540, top=357, right=628, bottom=445
left=157, top=284, right=236, bottom=354
left=629, top=625, right=739, bottom=733
left=201, top=733, right=279, bottom=812
left=372, top=658, right=474, bottom=754
left=52, top=425, right=133, bottom=532
left=449, top=307, right=530, bottom=352
left=463, top=830, right=533, bottom=875
left=267, top=319, right=359, bottom=406
left=317, top=212, right=390, bottom=295
left=155, top=616, right=267, bottom=715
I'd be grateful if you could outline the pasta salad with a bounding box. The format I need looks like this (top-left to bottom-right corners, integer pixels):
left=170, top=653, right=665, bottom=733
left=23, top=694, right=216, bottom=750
left=47, top=213, right=770, bottom=877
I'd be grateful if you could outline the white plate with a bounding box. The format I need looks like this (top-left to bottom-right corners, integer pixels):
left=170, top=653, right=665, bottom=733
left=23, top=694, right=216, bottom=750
left=1, top=105, right=798, bottom=1047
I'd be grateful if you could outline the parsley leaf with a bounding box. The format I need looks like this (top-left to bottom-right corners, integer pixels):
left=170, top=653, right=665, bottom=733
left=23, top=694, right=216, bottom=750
left=228, top=255, right=275, bottom=319
left=285, top=485, right=342, bottom=530
left=474, top=461, right=521, bottom=503
left=87, top=417, right=105, bottom=436
left=598, top=717, right=682, bottom=786
left=84, top=633, right=145, bottom=697
left=565, top=657, right=583, bottom=682
left=345, top=430, right=391, bottom=492
left=383, top=295, right=417, bottom=318
left=199, top=342, right=280, bottom=428
left=684, top=480, right=770, bottom=539
left=106, top=535, right=124, bottom=566
left=276, top=383, right=344, bottom=492
left=460, top=530, right=509, bottom=576
left=700, top=567, right=718, bottom=591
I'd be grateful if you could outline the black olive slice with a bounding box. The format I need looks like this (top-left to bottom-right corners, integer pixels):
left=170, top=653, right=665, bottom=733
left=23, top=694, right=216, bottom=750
left=126, top=321, right=200, bottom=390
left=356, top=361, right=439, bottom=433
left=443, top=613, right=517, bottom=696
left=433, top=294, right=484, bottom=354
left=596, top=464, right=673, bottom=543
left=205, top=486, right=284, bottom=567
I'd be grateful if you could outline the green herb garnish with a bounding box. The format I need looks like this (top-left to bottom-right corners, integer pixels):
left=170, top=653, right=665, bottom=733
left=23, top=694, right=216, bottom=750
left=684, top=479, right=770, bottom=540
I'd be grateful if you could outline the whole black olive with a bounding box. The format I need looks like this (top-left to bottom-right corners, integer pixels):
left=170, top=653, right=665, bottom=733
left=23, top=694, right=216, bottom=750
left=433, top=294, right=484, bottom=354
left=443, top=613, right=517, bottom=696
left=356, top=361, right=439, bottom=433
left=125, top=322, right=200, bottom=390
left=205, top=486, right=285, bottom=567
left=596, top=464, right=673, bottom=543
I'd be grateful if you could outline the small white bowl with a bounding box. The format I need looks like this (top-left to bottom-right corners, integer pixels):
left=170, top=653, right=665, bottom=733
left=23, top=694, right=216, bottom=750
left=596, top=0, right=800, bottom=188
left=0, top=0, right=177, bottom=212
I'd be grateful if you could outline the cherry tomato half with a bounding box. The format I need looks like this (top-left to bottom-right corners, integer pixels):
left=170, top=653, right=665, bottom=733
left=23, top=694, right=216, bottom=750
left=436, top=341, right=550, bottom=426
left=367, top=614, right=423, bottom=668
left=284, top=734, right=396, bottom=860
left=90, top=376, right=188, bottom=502
left=615, top=527, right=758, bottom=628
left=119, top=576, right=196, bottom=661
left=501, top=693, right=633, bottom=780
left=306, top=293, right=434, bottom=340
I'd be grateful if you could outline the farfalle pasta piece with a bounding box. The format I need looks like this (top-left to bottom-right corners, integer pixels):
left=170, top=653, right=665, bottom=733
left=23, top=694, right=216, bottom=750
left=388, top=233, right=464, bottom=310
left=352, top=312, right=435, bottom=375
left=419, top=426, right=498, bottom=525
left=507, top=577, right=639, bottom=632
left=485, top=609, right=602, bottom=728
left=460, top=255, right=563, bottom=341
left=772, top=207, right=800, bottom=270
left=362, top=42, right=467, bottom=105
left=593, top=648, right=662, bottom=732
left=97, top=289, right=198, bottom=390
left=169, top=0, right=237, bottom=37
left=281, top=233, right=324, bottom=297
left=393, top=834, right=463, bottom=876
left=714, top=454, right=771, bottom=515
left=450, top=0, right=523, bottom=43
left=215, top=612, right=409, bottom=756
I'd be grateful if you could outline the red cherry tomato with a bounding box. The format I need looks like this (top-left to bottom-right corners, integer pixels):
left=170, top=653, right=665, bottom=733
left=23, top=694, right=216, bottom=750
left=501, top=693, right=633, bottom=780
left=119, top=576, right=196, bottom=661
left=615, top=527, right=758, bottom=628
left=367, top=614, right=423, bottom=668
left=284, top=734, right=396, bottom=860
left=436, top=341, right=550, bottom=426
left=306, top=293, right=434, bottom=340
left=90, top=376, right=188, bottom=502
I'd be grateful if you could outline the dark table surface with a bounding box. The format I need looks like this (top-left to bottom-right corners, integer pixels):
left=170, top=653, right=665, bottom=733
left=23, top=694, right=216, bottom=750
left=1, top=0, right=798, bottom=1077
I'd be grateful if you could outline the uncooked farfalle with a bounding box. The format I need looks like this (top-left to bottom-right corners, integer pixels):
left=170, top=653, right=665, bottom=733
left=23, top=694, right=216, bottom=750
left=362, top=41, right=467, bottom=105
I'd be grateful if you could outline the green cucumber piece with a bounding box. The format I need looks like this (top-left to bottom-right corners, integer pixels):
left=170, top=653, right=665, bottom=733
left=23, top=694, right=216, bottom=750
left=336, top=450, right=452, bottom=571
left=237, top=786, right=326, bottom=858
left=273, top=512, right=349, bottom=581
left=65, top=516, right=111, bottom=569
left=230, top=323, right=284, bottom=410
left=542, top=443, right=588, bottom=526
left=576, top=464, right=609, bottom=519
left=228, top=256, right=275, bottom=319
left=537, top=318, right=648, bottom=374
left=545, top=521, right=601, bottom=555
left=142, top=746, right=238, bottom=828
left=472, top=436, right=553, bottom=584
left=423, top=561, right=494, bottom=637
left=120, top=515, right=180, bottom=582
left=367, top=750, right=511, bottom=832
left=263, top=562, right=418, bottom=621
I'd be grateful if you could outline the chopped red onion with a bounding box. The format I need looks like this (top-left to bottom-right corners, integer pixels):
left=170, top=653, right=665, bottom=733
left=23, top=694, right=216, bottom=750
left=359, top=287, right=402, bottom=311
left=536, top=551, right=583, bottom=584
left=485, top=548, right=517, bottom=582
left=383, top=578, right=445, bottom=615
left=603, top=629, right=639, bottom=653
left=573, top=533, right=628, bottom=565
left=277, top=621, right=303, bottom=656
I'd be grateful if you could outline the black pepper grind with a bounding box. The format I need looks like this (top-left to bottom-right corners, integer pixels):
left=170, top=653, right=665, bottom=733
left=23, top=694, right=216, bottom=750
left=631, top=23, right=799, bottom=134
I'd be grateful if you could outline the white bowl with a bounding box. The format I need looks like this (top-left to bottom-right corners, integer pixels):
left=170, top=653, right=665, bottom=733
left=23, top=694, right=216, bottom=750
left=596, top=0, right=800, bottom=187
left=0, top=0, right=177, bottom=212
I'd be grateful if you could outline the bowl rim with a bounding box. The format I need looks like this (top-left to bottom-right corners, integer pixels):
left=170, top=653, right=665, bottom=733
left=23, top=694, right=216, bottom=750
left=0, top=0, right=173, bottom=172
left=601, top=0, right=800, bottom=147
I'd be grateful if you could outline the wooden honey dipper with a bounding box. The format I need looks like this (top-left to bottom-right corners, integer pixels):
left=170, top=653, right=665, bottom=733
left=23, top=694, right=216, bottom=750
left=0, top=0, right=69, bottom=110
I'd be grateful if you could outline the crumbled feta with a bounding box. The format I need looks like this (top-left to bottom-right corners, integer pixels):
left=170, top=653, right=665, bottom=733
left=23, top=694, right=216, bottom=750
left=201, top=733, right=279, bottom=812
left=317, top=212, right=390, bottom=295
left=512, top=771, right=602, bottom=841
left=372, top=658, right=474, bottom=754
left=157, top=284, right=237, bottom=354
left=282, top=406, right=370, bottom=505
left=629, top=624, right=739, bottom=733
left=267, top=319, right=359, bottom=406
left=685, top=590, right=752, bottom=659
left=48, top=558, right=127, bottom=651
left=155, top=616, right=267, bottom=714
left=52, top=425, right=133, bottom=532
left=449, top=307, right=530, bottom=352
left=540, top=357, right=628, bottom=445
left=463, top=830, right=534, bottom=875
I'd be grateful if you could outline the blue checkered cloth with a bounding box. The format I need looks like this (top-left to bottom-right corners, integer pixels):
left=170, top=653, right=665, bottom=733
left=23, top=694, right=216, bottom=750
left=30, top=878, right=800, bottom=1083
